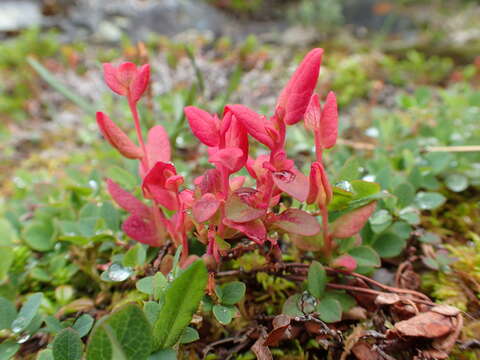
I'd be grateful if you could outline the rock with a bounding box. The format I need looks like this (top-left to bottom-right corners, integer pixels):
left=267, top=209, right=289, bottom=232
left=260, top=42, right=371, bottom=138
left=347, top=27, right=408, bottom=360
left=0, top=1, right=42, bottom=32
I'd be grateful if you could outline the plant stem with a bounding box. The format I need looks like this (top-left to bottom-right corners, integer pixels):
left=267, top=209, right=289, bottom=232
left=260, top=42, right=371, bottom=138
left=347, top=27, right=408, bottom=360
left=128, top=98, right=149, bottom=170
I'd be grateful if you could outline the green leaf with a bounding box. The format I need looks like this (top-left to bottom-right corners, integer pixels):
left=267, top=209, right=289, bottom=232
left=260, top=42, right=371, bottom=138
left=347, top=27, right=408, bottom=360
left=123, top=244, right=147, bottom=267
left=44, top=316, right=64, bottom=334
left=0, top=297, right=17, bottom=330
left=348, top=246, right=381, bottom=268
left=369, top=209, right=392, bottom=233
left=179, top=327, right=200, bottom=344
left=445, top=174, right=468, bottom=192
left=282, top=294, right=303, bottom=317
left=152, top=260, right=207, bottom=350
left=136, top=273, right=168, bottom=300
left=36, top=349, right=54, bottom=360
left=0, top=246, right=14, bottom=282
left=372, top=233, right=406, bottom=258
left=11, top=293, right=43, bottom=333
left=100, top=201, right=120, bottom=230
left=23, top=221, right=55, bottom=251
left=415, top=192, right=446, bottom=210
left=212, top=304, right=236, bottom=325
left=52, top=328, right=83, bottom=360
left=144, top=301, right=162, bottom=325
left=399, top=207, right=421, bottom=225
left=316, top=297, right=342, bottom=323
left=86, top=304, right=153, bottom=360
left=72, top=314, right=94, bottom=337
left=336, top=157, right=363, bottom=181
left=307, top=261, right=327, bottom=298
left=0, top=219, right=16, bottom=246
left=323, top=291, right=355, bottom=312
left=393, top=182, right=415, bottom=208
left=217, top=281, right=246, bottom=305
left=149, top=349, right=177, bottom=360
left=0, top=341, right=20, bottom=360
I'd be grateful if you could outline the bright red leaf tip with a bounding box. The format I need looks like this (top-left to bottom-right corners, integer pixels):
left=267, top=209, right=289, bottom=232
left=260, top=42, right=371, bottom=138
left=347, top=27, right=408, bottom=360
left=145, top=125, right=171, bottom=166
left=184, top=106, right=220, bottom=147
left=106, top=178, right=151, bottom=219
left=142, top=162, right=183, bottom=211
left=103, top=62, right=150, bottom=103
left=304, top=93, right=321, bottom=131
left=320, top=91, right=338, bottom=149
left=96, top=112, right=143, bottom=159
left=122, top=214, right=160, bottom=246
left=276, top=48, right=324, bottom=125
left=331, top=254, right=357, bottom=272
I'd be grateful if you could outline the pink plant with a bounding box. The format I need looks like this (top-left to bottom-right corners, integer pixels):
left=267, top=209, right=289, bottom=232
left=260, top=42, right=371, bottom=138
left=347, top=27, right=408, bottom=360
left=97, top=50, right=376, bottom=268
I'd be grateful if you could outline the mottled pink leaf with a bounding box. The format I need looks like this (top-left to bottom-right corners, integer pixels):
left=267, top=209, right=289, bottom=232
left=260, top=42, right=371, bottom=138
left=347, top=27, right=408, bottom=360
left=272, top=168, right=309, bottom=202
left=96, top=112, right=143, bottom=159
left=289, top=233, right=323, bottom=251
left=192, top=193, right=221, bottom=223
left=276, top=48, right=324, bottom=125
left=304, top=93, right=321, bottom=131
left=106, top=178, right=150, bottom=219
left=320, top=91, right=338, bottom=149
left=223, top=218, right=266, bottom=244
left=331, top=201, right=377, bottom=239
left=274, top=208, right=321, bottom=236
left=122, top=214, right=160, bottom=246
left=146, top=125, right=171, bottom=167
left=331, top=255, right=357, bottom=271
left=184, top=106, right=220, bottom=147
left=142, top=162, right=181, bottom=211
left=225, top=192, right=265, bottom=223
left=103, top=62, right=149, bottom=102
left=208, top=147, right=244, bottom=172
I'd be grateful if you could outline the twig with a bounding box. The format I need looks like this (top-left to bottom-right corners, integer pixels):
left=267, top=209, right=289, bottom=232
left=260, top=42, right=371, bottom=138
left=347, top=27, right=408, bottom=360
left=425, top=145, right=480, bottom=152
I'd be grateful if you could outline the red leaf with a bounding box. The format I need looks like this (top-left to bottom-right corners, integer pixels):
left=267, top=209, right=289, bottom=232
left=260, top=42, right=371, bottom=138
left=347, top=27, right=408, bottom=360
left=225, top=191, right=265, bottom=223
left=223, top=218, right=266, bottom=244
left=225, top=105, right=275, bottom=149
left=320, top=91, right=338, bottom=149
left=276, top=48, right=324, bottom=125
left=330, top=201, right=377, bottom=239
left=272, top=168, right=309, bottom=202
left=103, top=62, right=150, bottom=102
left=184, top=106, right=220, bottom=147
left=331, top=254, right=357, bottom=271
left=122, top=214, right=161, bottom=246
left=106, top=178, right=150, bottom=219
left=304, top=93, right=321, bottom=131
left=223, top=114, right=248, bottom=172
left=142, top=162, right=182, bottom=211
left=288, top=233, right=323, bottom=251
left=274, top=208, right=321, bottom=236
left=208, top=147, right=244, bottom=172
left=96, top=112, right=143, bottom=159
left=192, top=193, right=221, bottom=223
left=307, top=161, right=332, bottom=206
left=146, top=125, right=171, bottom=167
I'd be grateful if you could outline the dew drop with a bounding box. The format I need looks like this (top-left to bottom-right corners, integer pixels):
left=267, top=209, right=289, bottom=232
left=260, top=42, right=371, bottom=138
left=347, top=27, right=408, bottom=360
left=335, top=180, right=353, bottom=192
left=105, top=263, right=133, bottom=282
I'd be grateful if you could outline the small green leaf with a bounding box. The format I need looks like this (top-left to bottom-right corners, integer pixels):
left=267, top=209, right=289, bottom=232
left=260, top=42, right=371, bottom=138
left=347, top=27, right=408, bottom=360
left=316, top=297, right=342, bottom=323
left=23, top=221, right=55, bottom=251
left=399, top=207, right=420, bottom=225
left=307, top=261, right=327, bottom=298
left=72, top=314, right=94, bottom=337
left=0, top=341, right=20, bottom=360
left=369, top=209, right=392, bottom=233
left=37, top=349, right=54, bottom=360
left=348, top=246, right=380, bottom=268
left=372, top=233, right=406, bottom=258
left=52, top=328, right=83, bottom=360
left=123, top=243, right=147, bottom=267
left=213, top=304, right=236, bottom=325
left=0, top=297, right=17, bottom=330
left=282, top=294, right=303, bottom=317
left=323, top=291, right=355, bottom=312
left=86, top=304, right=153, bottom=360
left=144, top=301, right=162, bottom=325
left=445, top=174, right=468, bottom=192
left=153, top=260, right=207, bottom=350
left=415, top=192, right=446, bottom=210
left=179, top=327, right=199, bottom=344
left=393, top=183, right=415, bottom=208
left=217, top=281, right=246, bottom=305
left=0, top=219, right=16, bottom=246
left=11, top=292, right=43, bottom=333
left=149, top=349, right=177, bottom=360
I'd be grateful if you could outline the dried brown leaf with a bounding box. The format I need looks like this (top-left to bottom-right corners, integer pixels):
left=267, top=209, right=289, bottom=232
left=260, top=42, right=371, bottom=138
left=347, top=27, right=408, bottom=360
left=394, top=312, right=453, bottom=338
left=264, top=315, right=292, bottom=346
left=430, top=305, right=461, bottom=317
left=375, top=293, right=401, bottom=305
left=252, top=330, right=273, bottom=360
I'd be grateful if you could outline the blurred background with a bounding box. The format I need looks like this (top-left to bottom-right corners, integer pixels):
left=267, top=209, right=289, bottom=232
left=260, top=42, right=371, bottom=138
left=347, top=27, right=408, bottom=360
left=0, top=1, right=480, bottom=357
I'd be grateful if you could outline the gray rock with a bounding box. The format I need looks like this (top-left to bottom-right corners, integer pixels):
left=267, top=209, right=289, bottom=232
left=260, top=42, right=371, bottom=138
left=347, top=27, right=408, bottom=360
left=0, top=1, right=42, bottom=32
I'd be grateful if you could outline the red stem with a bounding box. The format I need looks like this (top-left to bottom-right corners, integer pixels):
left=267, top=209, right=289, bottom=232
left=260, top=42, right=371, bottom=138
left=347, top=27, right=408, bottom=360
left=128, top=98, right=149, bottom=171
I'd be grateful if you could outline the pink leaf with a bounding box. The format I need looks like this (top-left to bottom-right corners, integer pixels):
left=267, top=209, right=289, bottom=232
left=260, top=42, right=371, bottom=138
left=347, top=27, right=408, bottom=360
left=272, top=168, right=309, bottom=202
left=184, top=106, right=220, bottom=147
left=223, top=218, right=266, bottom=244
left=223, top=114, right=248, bottom=172
left=106, top=178, right=151, bottom=219
left=208, top=147, right=244, bottom=172
left=122, top=214, right=161, bottom=246
left=289, top=233, right=323, bottom=251
left=225, top=105, right=275, bottom=149
left=273, top=208, right=321, bottom=236
left=146, top=125, right=171, bottom=167
left=192, top=193, right=221, bottom=223
left=225, top=191, right=265, bottom=223
left=276, top=48, right=324, bottom=125
left=304, top=93, right=321, bottom=131
left=229, top=176, right=246, bottom=191
left=331, top=255, right=357, bottom=271
left=96, top=112, right=143, bottom=159
left=307, top=162, right=332, bottom=206
left=103, top=62, right=150, bottom=102
left=320, top=91, right=338, bottom=149
left=142, top=162, right=181, bottom=211
left=331, top=201, right=377, bottom=239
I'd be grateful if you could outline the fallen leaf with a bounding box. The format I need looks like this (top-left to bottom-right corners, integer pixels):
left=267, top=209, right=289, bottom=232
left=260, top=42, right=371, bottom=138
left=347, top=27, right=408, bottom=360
left=431, top=305, right=461, bottom=317
left=375, top=293, right=401, bottom=305
left=264, top=314, right=292, bottom=346
left=352, top=341, right=381, bottom=360
left=393, top=312, right=453, bottom=338
left=252, top=330, right=273, bottom=360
